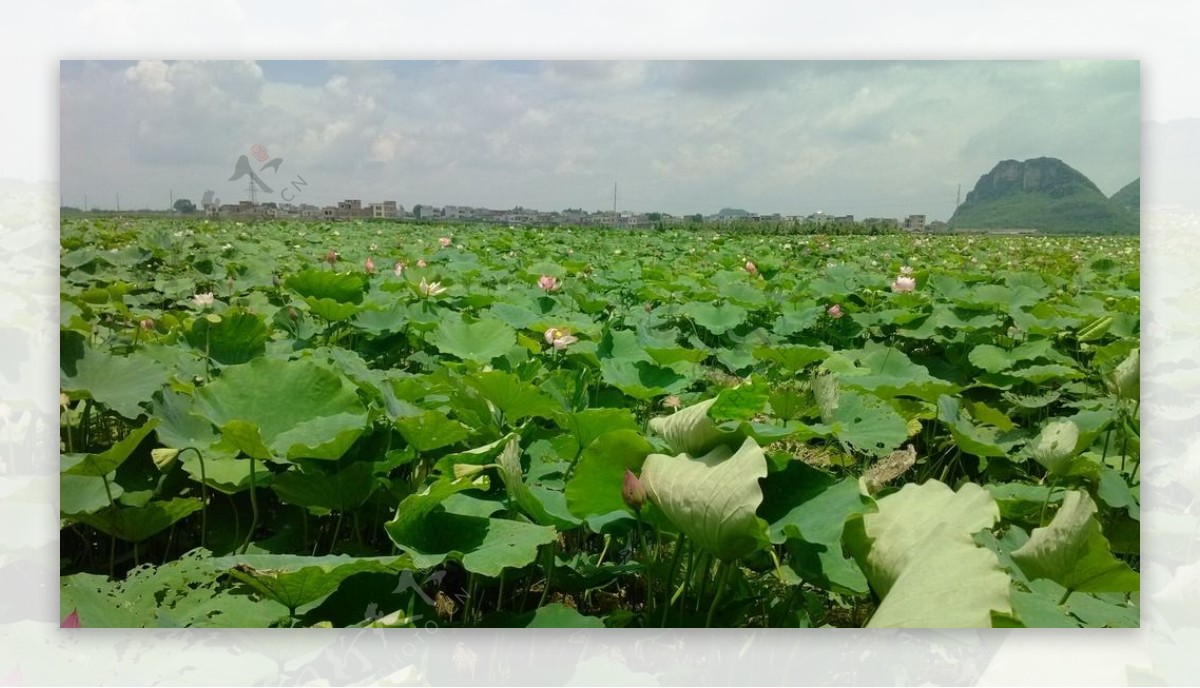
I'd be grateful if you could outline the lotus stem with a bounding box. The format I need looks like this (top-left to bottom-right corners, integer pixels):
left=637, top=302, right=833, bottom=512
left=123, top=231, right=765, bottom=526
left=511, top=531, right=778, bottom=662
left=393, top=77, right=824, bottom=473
left=705, top=559, right=733, bottom=628
left=241, top=455, right=259, bottom=555
left=660, top=533, right=687, bottom=627
left=101, top=472, right=117, bottom=578
left=179, top=447, right=209, bottom=549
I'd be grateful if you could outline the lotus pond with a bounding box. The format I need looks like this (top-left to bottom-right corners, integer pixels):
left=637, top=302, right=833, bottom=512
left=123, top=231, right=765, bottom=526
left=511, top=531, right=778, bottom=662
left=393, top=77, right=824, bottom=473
left=58, top=217, right=1140, bottom=628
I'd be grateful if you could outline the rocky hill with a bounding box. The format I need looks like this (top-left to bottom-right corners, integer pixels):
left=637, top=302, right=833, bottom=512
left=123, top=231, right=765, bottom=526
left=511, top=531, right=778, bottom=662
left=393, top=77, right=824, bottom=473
left=1110, top=178, right=1140, bottom=214
left=949, top=157, right=1138, bottom=234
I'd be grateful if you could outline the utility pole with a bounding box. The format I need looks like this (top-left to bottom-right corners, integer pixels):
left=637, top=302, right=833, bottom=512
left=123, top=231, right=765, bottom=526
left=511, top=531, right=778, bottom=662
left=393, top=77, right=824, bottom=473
left=170, top=188, right=174, bottom=213
left=116, top=193, right=120, bottom=213
left=612, top=182, right=617, bottom=223
left=84, top=194, right=88, bottom=212
left=956, top=183, right=961, bottom=209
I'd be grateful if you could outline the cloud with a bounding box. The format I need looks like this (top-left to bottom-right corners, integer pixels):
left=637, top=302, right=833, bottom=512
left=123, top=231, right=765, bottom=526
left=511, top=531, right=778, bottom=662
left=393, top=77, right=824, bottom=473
left=60, top=60, right=1140, bottom=218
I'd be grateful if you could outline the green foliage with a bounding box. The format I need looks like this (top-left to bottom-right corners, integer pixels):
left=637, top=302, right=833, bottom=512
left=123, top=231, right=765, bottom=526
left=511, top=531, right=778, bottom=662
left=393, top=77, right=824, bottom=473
left=58, top=217, right=1139, bottom=628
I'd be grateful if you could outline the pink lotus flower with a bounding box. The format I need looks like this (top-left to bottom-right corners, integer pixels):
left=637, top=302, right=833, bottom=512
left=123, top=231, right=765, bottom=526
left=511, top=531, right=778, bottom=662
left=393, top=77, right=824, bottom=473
left=61, top=608, right=81, bottom=628
left=827, top=304, right=843, bottom=319
left=193, top=292, right=215, bottom=309
left=745, top=261, right=758, bottom=275
left=538, top=275, right=559, bottom=292
left=393, top=260, right=405, bottom=277
left=419, top=278, right=447, bottom=297
left=365, top=257, right=376, bottom=275
left=622, top=469, right=646, bottom=511
left=891, top=276, right=916, bottom=293
left=417, top=259, right=427, bottom=268
left=900, top=265, right=914, bottom=276
left=439, top=237, right=452, bottom=248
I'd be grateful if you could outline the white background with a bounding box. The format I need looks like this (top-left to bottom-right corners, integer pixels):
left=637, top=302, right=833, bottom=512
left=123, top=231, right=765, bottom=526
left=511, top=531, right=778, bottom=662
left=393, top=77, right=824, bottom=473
left=1, top=1, right=1197, bottom=685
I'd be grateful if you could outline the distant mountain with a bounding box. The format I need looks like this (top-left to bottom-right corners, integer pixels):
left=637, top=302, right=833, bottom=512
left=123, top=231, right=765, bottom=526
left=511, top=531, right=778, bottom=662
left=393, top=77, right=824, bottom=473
left=949, top=157, right=1138, bottom=234
left=1110, top=178, right=1140, bottom=214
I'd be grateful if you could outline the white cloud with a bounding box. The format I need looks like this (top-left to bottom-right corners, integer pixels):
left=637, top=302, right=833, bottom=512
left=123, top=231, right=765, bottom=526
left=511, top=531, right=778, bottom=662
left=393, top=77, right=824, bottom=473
left=60, top=60, right=1141, bottom=218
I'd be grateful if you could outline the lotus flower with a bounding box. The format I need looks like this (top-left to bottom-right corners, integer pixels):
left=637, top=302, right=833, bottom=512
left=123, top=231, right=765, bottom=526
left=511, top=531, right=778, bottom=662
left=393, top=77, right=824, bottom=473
left=193, top=292, right=215, bottom=309
left=365, top=257, right=376, bottom=275
left=417, top=259, right=427, bottom=268
left=538, top=275, right=559, bottom=292
left=543, top=327, right=578, bottom=350
left=439, top=236, right=452, bottom=248
left=325, top=250, right=339, bottom=266
left=139, top=318, right=154, bottom=330
left=827, top=304, right=843, bottom=319
left=61, top=609, right=81, bottom=628
left=891, top=276, right=916, bottom=293
left=900, top=265, right=914, bottom=276
left=622, top=469, right=646, bottom=512
left=393, top=260, right=405, bottom=277
left=419, top=278, right=447, bottom=297
left=745, top=261, right=758, bottom=275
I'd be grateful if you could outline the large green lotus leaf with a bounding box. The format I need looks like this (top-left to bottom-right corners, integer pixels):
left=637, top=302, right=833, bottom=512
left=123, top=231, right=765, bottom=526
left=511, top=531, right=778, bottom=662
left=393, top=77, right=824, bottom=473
left=74, top=498, right=203, bottom=543
left=285, top=269, right=366, bottom=304
left=599, top=358, right=689, bottom=400
left=60, top=573, right=149, bottom=628
left=821, top=342, right=958, bottom=402
left=465, top=370, right=561, bottom=423
left=824, top=391, right=908, bottom=459
left=759, top=461, right=873, bottom=594
left=61, top=420, right=159, bottom=477
left=1010, top=490, right=1139, bottom=594
left=640, top=437, right=770, bottom=561
left=185, top=310, right=269, bottom=365
left=752, top=344, right=831, bottom=373
left=844, top=480, right=1011, bottom=627
left=395, top=411, right=471, bottom=452
left=683, top=301, right=747, bottom=335
left=270, top=460, right=377, bottom=514
left=968, top=344, right=1014, bottom=374
left=553, top=408, right=639, bottom=459
left=151, top=389, right=234, bottom=459
left=303, top=296, right=363, bottom=322
left=496, top=438, right=579, bottom=530
left=352, top=302, right=408, bottom=335
left=434, top=315, right=516, bottom=364
left=488, top=302, right=542, bottom=330
left=60, top=474, right=125, bottom=515
left=386, top=476, right=556, bottom=575
left=61, top=332, right=170, bottom=420
left=648, top=398, right=724, bottom=456
left=936, top=395, right=1022, bottom=459
left=760, top=461, right=874, bottom=545
left=709, top=375, right=769, bottom=422
left=565, top=430, right=655, bottom=526
left=193, top=357, right=367, bottom=461
left=217, top=553, right=411, bottom=613
left=524, top=603, right=605, bottom=628
left=180, top=453, right=254, bottom=494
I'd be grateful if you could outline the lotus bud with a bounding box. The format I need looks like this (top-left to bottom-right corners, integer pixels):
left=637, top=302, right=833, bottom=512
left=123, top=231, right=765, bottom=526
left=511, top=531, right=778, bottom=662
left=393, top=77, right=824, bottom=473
left=1031, top=419, right=1080, bottom=475
left=139, top=318, right=154, bottom=331
left=827, top=304, right=843, bottom=319
left=151, top=447, right=181, bottom=471
left=288, top=307, right=299, bottom=320
left=61, top=609, right=81, bottom=628
left=622, top=468, right=646, bottom=512
left=453, top=463, right=493, bottom=480
left=1106, top=348, right=1139, bottom=401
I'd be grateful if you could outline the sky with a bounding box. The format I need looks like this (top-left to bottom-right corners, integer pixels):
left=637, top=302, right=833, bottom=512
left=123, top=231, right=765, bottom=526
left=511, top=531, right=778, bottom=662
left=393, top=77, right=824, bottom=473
left=59, top=60, right=1140, bottom=221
